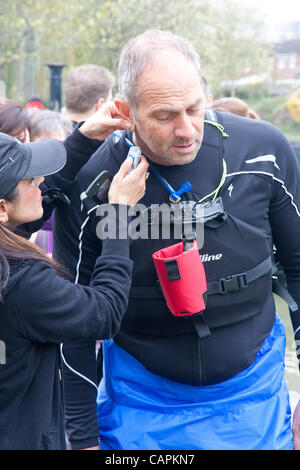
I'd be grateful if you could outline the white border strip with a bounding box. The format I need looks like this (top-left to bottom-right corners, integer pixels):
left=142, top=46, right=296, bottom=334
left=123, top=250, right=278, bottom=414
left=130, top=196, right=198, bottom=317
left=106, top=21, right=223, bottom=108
left=60, top=204, right=100, bottom=389
left=245, top=155, right=280, bottom=170
left=60, top=344, right=98, bottom=390
left=75, top=205, right=99, bottom=284
left=226, top=170, right=300, bottom=218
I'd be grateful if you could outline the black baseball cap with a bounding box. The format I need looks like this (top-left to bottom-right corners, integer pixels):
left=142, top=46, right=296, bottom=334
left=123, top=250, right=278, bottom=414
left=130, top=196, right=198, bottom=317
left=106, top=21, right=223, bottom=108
left=0, top=132, right=67, bottom=198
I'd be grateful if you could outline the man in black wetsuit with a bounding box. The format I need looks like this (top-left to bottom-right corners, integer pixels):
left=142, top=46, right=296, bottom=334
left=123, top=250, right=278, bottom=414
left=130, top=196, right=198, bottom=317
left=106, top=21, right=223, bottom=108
left=53, top=30, right=300, bottom=450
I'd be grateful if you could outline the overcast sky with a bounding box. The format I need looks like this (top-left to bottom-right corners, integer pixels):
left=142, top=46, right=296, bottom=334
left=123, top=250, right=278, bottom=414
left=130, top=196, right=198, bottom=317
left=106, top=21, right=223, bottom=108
left=263, top=0, right=300, bottom=25
left=239, top=0, right=300, bottom=39
left=253, top=0, right=299, bottom=25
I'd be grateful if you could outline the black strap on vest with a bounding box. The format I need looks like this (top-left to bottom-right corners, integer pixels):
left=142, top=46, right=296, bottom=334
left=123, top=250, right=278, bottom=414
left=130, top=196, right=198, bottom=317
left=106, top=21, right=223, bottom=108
left=130, top=255, right=273, bottom=301
left=206, top=257, right=273, bottom=295
left=272, top=278, right=298, bottom=312
left=130, top=256, right=274, bottom=340
left=192, top=313, right=211, bottom=339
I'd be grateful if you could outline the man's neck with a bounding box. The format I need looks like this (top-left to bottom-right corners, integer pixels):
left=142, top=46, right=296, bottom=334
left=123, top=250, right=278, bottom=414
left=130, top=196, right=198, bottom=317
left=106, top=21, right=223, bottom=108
left=132, top=131, right=172, bottom=166
left=66, top=110, right=93, bottom=123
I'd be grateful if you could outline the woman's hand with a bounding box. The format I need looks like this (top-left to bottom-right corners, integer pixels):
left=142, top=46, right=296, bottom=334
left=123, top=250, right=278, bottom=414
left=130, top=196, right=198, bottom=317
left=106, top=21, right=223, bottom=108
left=79, top=101, right=133, bottom=141
left=108, top=156, right=149, bottom=206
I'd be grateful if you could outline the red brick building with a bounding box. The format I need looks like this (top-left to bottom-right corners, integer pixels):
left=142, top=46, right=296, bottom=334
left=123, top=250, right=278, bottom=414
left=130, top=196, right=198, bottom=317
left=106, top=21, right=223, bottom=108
left=273, top=40, right=300, bottom=84
left=273, top=22, right=300, bottom=87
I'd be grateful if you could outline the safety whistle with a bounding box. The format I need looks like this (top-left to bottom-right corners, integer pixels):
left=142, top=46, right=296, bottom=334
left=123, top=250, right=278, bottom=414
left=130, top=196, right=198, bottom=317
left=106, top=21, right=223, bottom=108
left=127, top=146, right=141, bottom=173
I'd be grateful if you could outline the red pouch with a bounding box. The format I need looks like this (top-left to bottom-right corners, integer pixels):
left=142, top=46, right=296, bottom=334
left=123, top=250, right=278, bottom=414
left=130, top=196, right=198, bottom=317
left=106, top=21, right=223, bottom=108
left=152, top=239, right=207, bottom=317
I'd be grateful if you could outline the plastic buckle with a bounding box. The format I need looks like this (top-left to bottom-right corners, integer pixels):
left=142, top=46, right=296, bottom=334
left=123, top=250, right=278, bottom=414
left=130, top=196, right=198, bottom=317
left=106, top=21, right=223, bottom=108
left=220, top=273, right=248, bottom=293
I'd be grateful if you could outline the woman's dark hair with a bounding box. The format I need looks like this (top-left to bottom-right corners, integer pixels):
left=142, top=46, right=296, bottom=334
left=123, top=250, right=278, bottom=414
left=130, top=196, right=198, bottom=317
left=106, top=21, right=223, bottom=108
left=0, top=99, right=29, bottom=140
left=0, top=222, right=67, bottom=301
left=0, top=187, right=67, bottom=301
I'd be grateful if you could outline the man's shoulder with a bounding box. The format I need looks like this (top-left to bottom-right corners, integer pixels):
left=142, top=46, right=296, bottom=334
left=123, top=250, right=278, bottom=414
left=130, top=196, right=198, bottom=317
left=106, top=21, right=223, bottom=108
left=76, top=131, right=129, bottom=186
left=213, top=111, right=297, bottom=173
left=218, top=111, right=281, bottom=140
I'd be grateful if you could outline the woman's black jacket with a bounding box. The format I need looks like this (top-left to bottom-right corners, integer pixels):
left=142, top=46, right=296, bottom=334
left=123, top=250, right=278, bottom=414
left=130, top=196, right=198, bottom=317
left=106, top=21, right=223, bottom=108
left=0, top=218, right=132, bottom=450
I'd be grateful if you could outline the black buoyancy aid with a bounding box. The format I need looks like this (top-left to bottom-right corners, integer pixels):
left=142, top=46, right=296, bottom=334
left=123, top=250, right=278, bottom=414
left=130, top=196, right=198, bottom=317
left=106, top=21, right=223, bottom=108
left=129, top=110, right=295, bottom=335
left=114, top=110, right=296, bottom=385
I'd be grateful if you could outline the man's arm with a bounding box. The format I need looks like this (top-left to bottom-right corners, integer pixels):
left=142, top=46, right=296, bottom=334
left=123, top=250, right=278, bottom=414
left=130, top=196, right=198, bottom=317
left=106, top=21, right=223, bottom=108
left=42, top=123, right=103, bottom=194
left=62, top=341, right=100, bottom=449
left=269, top=141, right=300, bottom=345
left=43, top=101, right=133, bottom=195
left=20, top=102, right=133, bottom=235
left=268, top=134, right=300, bottom=449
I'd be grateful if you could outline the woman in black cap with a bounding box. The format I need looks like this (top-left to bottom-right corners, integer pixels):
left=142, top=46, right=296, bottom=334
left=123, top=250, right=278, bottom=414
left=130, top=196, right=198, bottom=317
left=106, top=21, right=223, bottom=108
left=0, top=132, right=148, bottom=450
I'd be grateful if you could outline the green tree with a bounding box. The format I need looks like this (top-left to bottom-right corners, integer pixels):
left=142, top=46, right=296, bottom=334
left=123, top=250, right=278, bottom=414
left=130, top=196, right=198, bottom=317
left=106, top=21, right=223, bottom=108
left=0, top=0, right=270, bottom=103
left=198, top=0, right=270, bottom=96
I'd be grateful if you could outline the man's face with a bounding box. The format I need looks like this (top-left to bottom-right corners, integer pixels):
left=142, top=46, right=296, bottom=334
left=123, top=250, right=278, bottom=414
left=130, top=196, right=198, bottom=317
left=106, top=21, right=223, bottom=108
left=133, top=51, right=206, bottom=166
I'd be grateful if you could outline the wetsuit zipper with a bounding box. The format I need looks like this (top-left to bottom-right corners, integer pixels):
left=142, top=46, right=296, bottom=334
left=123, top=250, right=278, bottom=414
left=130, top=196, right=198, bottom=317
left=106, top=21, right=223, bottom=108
left=193, top=333, right=205, bottom=385
left=199, top=338, right=206, bottom=385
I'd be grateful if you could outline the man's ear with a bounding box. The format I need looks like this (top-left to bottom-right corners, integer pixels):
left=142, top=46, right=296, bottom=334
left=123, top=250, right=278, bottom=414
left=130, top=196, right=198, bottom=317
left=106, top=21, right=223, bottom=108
left=114, top=97, right=135, bottom=127
left=0, top=199, right=9, bottom=224
left=95, top=97, right=105, bottom=111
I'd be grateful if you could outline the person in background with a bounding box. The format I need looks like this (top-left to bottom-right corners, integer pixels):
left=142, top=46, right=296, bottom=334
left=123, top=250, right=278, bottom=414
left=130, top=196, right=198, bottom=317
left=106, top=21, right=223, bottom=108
left=64, top=64, right=115, bottom=127
left=29, top=110, right=73, bottom=142
left=28, top=110, right=73, bottom=253
left=0, top=99, right=30, bottom=142
left=24, top=96, right=46, bottom=117
left=201, top=76, right=214, bottom=107
left=210, top=96, right=260, bottom=119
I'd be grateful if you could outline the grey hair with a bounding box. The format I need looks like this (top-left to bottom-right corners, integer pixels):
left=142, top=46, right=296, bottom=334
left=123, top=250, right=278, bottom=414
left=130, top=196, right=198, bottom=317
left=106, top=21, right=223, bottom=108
left=29, top=110, right=73, bottom=141
left=118, top=30, right=202, bottom=112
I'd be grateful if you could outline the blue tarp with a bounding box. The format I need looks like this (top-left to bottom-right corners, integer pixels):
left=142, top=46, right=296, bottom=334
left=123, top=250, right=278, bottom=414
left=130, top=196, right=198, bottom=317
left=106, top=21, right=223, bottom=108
left=97, top=315, right=293, bottom=450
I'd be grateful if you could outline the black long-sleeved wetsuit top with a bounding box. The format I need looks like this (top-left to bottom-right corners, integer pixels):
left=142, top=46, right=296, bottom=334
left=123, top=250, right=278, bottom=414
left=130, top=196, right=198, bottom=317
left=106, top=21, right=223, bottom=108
left=53, top=111, right=300, bottom=449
